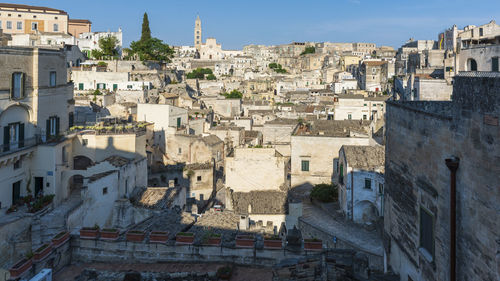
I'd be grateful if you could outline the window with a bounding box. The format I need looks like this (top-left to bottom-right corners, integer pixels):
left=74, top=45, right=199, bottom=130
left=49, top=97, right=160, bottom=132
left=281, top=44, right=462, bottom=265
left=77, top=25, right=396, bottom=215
left=47, top=116, right=60, bottom=137
left=53, top=23, right=59, bottom=32
left=176, top=117, right=181, bottom=128
left=31, top=22, right=38, bottom=31
left=339, top=163, right=344, bottom=184
left=16, top=21, right=22, bottom=30
left=468, top=58, right=478, bottom=71
left=14, top=159, right=21, bottom=170
left=197, top=176, right=202, bottom=182
left=301, top=160, right=309, bottom=172
left=127, top=85, right=133, bottom=89
left=113, top=84, right=118, bottom=91
left=50, top=71, right=56, bottom=87
left=479, top=28, right=483, bottom=36
left=419, top=207, right=434, bottom=260
left=97, top=83, right=106, bottom=89
left=82, top=139, right=88, bottom=146
left=78, top=83, right=84, bottom=90
left=102, top=187, right=108, bottom=195
left=62, top=145, right=68, bottom=164
left=363, top=114, right=367, bottom=120
left=372, top=68, right=376, bottom=75
left=492, top=57, right=499, bottom=72
left=378, top=183, right=384, bottom=194
left=348, top=114, right=352, bottom=120
left=11, top=72, right=24, bottom=99
left=364, top=178, right=371, bottom=189
left=6, top=21, right=12, bottom=29
left=178, top=147, right=182, bottom=154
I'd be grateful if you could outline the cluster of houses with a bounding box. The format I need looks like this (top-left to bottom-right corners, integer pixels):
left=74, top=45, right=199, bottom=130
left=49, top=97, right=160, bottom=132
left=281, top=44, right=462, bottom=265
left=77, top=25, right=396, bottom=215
left=0, top=3, right=499, bottom=280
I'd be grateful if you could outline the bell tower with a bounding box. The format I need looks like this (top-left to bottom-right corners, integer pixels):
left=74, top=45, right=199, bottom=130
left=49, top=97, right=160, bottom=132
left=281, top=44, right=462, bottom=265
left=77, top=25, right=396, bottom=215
left=194, top=15, right=202, bottom=51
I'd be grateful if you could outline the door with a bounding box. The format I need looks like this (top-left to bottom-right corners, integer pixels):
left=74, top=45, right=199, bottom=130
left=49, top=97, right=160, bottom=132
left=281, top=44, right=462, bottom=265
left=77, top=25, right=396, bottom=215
left=35, top=177, right=44, bottom=196
left=176, top=117, right=181, bottom=128
left=12, top=181, right=21, bottom=205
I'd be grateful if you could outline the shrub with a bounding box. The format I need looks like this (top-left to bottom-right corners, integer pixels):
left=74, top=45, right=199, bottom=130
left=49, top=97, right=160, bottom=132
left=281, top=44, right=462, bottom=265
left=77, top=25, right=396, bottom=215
left=97, top=61, right=108, bottom=67
left=206, top=74, right=216, bottom=80
left=310, top=183, right=338, bottom=203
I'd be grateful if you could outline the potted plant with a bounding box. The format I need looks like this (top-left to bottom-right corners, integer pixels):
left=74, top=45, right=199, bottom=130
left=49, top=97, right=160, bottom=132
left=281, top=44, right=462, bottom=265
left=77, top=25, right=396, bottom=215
left=80, top=225, right=99, bottom=239
left=33, top=243, right=53, bottom=262
left=304, top=238, right=323, bottom=251
left=264, top=235, right=282, bottom=249
left=9, top=257, right=32, bottom=279
left=175, top=232, right=195, bottom=245
left=100, top=228, right=119, bottom=241
left=202, top=232, right=221, bottom=246
left=52, top=231, right=70, bottom=248
left=149, top=231, right=169, bottom=243
left=235, top=234, right=255, bottom=248
left=126, top=230, right=146, bottom=242
left=216, top=265, right=233, bottom=280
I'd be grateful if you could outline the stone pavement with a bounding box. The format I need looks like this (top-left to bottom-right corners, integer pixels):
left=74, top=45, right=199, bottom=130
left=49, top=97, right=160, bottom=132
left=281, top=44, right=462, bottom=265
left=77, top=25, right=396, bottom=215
left=300, top=201, right=383, bottom=256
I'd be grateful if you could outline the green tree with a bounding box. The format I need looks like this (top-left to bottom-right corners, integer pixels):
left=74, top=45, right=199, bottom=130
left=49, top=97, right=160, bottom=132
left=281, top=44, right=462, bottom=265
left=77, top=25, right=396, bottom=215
left=221, top=89, right=243, bottom=99
left=91, top=49, right=103, bottom=60
left=301, top=46, right=316, bottom=55
left=127, top=13, right=174, bottom=62
left=98, top=36, right=119, bottom=58
left=206, top=74, right=216, bottom=80
left=141, top=12, right=151, bottom=42
left=269, top=62, right=278, bottom=69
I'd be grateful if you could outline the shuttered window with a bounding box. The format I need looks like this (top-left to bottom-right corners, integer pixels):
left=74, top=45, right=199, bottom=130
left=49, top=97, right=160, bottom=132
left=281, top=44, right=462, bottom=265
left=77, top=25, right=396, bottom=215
left=11, top=72, right=25, bottom=99
left=420, top=207, right=435, bottom=258
left=301, top=160, right=309, bottom=171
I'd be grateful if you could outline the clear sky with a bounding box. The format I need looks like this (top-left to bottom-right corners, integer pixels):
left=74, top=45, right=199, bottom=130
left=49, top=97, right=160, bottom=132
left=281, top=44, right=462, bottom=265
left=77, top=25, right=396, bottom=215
left=3, top=0, right=499, bottom=49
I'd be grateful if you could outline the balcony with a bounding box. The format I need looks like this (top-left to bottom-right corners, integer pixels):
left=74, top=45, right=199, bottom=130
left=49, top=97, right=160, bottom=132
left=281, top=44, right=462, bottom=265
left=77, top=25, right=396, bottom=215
left=1, top=134, right=67, bottom=159
left=1, top=136, right=39, bottom=158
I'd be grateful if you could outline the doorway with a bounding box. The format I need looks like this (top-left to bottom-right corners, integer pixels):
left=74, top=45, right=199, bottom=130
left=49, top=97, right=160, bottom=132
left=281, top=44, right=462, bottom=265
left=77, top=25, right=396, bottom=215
left=34, top=177, right=44, bottom=196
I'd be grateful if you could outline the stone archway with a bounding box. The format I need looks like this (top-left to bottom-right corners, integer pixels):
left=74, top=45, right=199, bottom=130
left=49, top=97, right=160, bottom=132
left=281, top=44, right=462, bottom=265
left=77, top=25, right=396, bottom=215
left=73, top=155, right=94, bottom=170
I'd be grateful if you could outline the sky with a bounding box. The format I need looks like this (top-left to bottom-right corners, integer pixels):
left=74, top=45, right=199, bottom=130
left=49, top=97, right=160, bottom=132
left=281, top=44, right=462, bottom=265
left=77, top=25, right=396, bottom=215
left=3, top=0, right=499, bottom=49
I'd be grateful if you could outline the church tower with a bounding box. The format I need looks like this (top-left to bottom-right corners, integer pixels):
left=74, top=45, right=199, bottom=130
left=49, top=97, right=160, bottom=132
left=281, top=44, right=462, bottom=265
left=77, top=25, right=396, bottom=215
left=194, top=15, right=202, bottom=51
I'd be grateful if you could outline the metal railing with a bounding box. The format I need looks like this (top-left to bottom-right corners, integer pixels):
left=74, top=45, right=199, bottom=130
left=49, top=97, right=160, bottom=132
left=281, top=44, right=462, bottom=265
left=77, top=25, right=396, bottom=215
left=1, top=136, right=40, bottom=157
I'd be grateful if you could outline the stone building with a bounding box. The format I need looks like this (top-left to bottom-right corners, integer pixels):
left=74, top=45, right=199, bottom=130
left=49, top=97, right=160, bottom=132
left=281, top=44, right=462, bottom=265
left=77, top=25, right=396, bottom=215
left=334, top=94, right=388, bottom=121
left=68, top=19, right=91, bottom=38
left=337, top=145, right=384, bottom=224
left=0, top=46, right=73, bottom=207
left=359, top=60, right=389, bottom=92
left=194, top=15, right=202, bottom=51
left=384, top=73, right=500, bottom=281
left=290, top=120, right=373, bottom=188
left=226, top=147, right=287, bottom=192
left=0, top=3, right=68, bottom=35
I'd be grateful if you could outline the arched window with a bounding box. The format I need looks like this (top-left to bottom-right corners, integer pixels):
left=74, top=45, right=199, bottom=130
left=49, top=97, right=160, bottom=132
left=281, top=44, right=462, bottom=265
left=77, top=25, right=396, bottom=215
left=467, top=58, right=477, bottom=71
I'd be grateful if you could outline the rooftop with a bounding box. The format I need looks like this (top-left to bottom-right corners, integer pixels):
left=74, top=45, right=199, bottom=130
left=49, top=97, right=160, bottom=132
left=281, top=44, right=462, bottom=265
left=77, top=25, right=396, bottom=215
left=294, top=120, right=371, bottom=137
left=342, top=145, right=385, bottom=172
left=232, top=191, right=288, bottom=215
left=0, top=3, right=67, bottom=14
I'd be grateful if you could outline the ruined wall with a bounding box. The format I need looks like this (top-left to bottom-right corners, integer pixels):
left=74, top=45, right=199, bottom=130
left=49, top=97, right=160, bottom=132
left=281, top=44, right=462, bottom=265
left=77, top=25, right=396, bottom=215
left=384, top=75, right=500, bottom=281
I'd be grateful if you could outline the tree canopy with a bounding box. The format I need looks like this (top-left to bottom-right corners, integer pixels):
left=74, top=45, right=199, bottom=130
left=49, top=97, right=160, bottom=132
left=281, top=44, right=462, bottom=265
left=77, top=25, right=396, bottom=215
left=186, top=68, right=213, bottom=79
left=301, top=46, right=316, bottom=55
left=269, top=62, right=287, bottom=73
left=221, top=89, right=243, bottom=99
left=141, top=12, right=151, bottom=42
left=125, top=13, right=174, bottom=62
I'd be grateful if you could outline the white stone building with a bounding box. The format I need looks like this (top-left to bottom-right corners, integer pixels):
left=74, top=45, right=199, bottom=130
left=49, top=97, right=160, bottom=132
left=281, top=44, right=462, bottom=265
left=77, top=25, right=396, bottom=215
left=337, top=145, right=384, bottom=224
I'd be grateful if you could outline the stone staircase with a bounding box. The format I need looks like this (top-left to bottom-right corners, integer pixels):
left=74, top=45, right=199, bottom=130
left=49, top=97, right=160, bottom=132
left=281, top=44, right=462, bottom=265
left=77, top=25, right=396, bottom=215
left=31, top=193, right=82, bottom=250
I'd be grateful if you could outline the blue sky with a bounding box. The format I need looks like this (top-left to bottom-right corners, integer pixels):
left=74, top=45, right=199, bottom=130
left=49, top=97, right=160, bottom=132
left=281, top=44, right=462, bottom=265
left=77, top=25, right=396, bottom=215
left=4, top=0, right=499, bottom=49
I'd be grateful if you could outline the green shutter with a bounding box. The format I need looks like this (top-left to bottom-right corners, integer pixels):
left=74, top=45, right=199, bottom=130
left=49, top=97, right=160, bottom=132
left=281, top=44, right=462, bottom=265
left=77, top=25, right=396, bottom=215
left=55, top=117, right=60, bottom=136
left=46, top=119, right=50, bottom=139
left=3, top=126, right=10, bottom=152
left=10, top=73, right=14, bottom=99
left=21, top=73, right=25, bottom=98
left=113, top=84, right=118, bottom=91
left=18, top=123, right=24, bottom=148
left=79, top=83, right=84, bottom=90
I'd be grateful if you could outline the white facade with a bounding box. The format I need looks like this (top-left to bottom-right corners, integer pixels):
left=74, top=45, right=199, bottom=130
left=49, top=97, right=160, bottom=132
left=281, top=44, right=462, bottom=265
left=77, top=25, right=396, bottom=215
left=78, top=29, right=123, bottom=57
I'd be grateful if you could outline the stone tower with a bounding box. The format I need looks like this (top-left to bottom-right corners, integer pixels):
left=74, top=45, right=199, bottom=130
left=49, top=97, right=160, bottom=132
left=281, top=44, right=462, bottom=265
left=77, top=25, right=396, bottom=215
left=194, top=15, right=202, bottom=51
